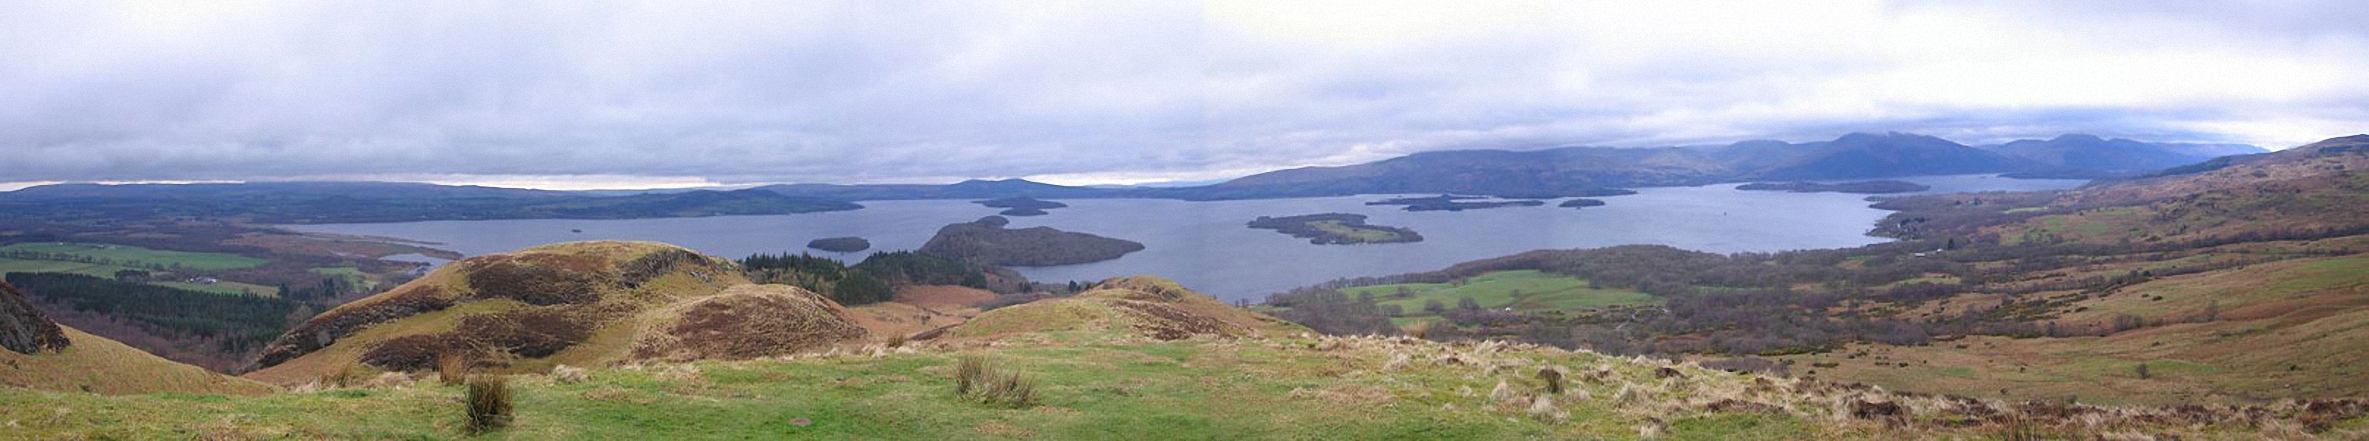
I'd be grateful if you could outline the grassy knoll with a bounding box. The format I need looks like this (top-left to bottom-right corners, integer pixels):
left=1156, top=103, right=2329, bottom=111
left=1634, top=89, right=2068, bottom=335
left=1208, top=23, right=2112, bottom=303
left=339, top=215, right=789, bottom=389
left=1349, top=270, right=1657, bottom=316
left=0, top=242, right=267, bottom=271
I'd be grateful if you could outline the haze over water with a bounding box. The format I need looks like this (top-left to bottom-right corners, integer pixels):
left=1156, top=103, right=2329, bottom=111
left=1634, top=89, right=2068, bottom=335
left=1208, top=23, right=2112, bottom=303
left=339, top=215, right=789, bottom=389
left=289, top=175, right=2083, bottom=302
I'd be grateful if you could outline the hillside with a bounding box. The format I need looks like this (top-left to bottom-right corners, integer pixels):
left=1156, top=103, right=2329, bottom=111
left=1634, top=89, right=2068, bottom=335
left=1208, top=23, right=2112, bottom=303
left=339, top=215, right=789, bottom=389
left=1984, top=134, right=2266, bottom=176
left=3, top=281, right=271, bottom=395
left=3, top=275, right=2359, bottom=439
left=1166, top=132, right=2247, bottom=200
left=1744, top=132, right=2035, bottom=180
left=1169, top=147, right=1727, bottom=200
left=1265, top=134, right=2369, bottom=407
left=244, top=241, right=870, bottom=386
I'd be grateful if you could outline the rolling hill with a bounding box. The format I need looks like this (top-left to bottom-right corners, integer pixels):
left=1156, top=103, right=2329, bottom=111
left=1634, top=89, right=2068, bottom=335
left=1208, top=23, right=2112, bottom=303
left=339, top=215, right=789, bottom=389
left=4, top=274, right=2359, bottom=439
left=244, top=241, right=869, bottom=386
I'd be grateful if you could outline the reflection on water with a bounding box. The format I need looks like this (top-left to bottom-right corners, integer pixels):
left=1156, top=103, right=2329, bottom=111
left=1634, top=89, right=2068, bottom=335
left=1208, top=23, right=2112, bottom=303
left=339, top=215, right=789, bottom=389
left=285, top=175, right=2083, bottom=302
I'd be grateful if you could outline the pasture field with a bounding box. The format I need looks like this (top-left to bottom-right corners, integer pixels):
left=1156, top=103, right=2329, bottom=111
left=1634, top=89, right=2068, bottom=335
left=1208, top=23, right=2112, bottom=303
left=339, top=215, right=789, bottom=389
left=0, top=242, right=267, bottom=271
left=1343, top=270, right=1657, bottom=328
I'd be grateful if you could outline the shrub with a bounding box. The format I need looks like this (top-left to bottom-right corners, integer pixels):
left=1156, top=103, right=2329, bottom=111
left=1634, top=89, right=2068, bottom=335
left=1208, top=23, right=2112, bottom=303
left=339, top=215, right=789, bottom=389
left=885, top=332, right=908, bottom=349
left=953, top=356, right=1037, bottom=408
left=465, top=375, right=514, bottom=433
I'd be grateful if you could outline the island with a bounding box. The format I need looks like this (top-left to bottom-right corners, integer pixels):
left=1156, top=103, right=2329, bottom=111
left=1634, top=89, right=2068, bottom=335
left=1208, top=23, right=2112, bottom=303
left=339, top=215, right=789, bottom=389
left=975, top=197, right=1068, bottom=216
left=1247, top=213, right=1423, bottom=245
left=918, top=216, right=1145, bottom=266
left=1736, top=180, right=1931, bottom=194
left=805, top=236, right=871, bottom=253
left=1365, top=195, right=1546, bottom=212
left=1558, top=198, right=1606, bottom=209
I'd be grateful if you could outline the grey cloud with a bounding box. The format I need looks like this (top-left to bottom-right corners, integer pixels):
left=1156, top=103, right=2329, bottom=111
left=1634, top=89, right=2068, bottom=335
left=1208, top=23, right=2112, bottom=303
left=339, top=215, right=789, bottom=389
left=1, top=1, right=2363, bottom=186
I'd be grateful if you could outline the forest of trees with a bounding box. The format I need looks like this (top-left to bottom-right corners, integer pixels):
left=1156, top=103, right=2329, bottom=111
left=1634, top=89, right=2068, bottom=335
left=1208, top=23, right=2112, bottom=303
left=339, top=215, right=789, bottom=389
left=5, top=272, right=300, bottom=355
left=738, top=253, right=895, bottom=305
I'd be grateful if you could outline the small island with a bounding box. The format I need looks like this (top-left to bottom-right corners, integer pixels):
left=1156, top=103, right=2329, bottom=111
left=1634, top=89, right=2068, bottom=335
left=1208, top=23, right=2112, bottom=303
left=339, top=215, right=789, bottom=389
left=919, top=216, right=1144, bottom=266
left=975, top=197, right=1068, bottom=216
left=1247, top=213, right=1423, bottom=245
left=1558, top=198, right=1606, bottom=209
left=1366, top=195, right=1546, bottom=212
left=1736, top=180, right=1931, bottom=194
left=805, top=236, right=871, bottom=253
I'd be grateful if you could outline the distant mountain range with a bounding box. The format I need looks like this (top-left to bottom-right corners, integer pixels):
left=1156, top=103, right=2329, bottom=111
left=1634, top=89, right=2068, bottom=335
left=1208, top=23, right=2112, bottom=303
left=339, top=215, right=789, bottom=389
left=0, top=132, right=2268, bottom=221
left=1126, top=132, right=2263, bottom=199
left=0, top=183, right=858, bottom=223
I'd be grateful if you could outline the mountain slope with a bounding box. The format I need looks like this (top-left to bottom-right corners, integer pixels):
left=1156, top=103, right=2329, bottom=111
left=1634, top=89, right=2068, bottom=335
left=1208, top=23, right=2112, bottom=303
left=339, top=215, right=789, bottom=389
left=3, top=281, right=271, bottom=395
left=1748, top=132, right=2034, bottom=180
left=1984, top=134, right=2265, bottom=175
left=1174, top=147, right=1727, bottom=199
left=245, top=241, right=869, bottom=386
left=4, top=275, right=2358, bottom=438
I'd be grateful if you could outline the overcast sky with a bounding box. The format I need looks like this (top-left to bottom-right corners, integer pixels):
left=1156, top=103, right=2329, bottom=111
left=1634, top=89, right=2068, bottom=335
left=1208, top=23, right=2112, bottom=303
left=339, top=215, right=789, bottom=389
left=2, top=0, right=2363, bottom=190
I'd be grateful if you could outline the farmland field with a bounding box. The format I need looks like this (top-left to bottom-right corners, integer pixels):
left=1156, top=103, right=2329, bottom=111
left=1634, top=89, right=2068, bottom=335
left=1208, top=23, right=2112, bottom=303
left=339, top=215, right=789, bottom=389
left=0, top=242, right=267, bottom=271
left=1344, top=270, right=1657, bottom=322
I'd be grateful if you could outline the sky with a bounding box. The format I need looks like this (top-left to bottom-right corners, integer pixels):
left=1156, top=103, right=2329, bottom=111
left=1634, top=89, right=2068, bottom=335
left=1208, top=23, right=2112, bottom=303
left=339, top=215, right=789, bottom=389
left=1, top=0, right=2363, bottom=190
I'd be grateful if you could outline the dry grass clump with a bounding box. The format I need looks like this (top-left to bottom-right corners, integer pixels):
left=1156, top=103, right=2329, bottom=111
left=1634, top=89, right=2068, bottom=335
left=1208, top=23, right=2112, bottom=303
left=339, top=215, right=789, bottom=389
left=953, top=356, right=1037, bottom=408
left=319, top=360, right=359, bottom=389
left=465, top=375, right=514, bottom=433
left=436, top=353, right=471, bottom=386
left=885, top=332, right=909, bottom=348
left=550, top=364, right=589, bottom=384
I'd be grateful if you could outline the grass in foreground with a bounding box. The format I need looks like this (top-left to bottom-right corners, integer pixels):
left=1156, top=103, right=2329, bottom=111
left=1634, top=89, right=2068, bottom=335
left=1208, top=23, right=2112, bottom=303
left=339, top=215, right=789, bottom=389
left=9, top=330, right=2353, bottom=439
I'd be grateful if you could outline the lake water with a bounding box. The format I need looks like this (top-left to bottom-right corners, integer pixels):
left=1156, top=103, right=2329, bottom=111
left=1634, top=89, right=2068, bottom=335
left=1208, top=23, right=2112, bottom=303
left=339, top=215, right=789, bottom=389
left=286, top=175, right=2083, bottom=302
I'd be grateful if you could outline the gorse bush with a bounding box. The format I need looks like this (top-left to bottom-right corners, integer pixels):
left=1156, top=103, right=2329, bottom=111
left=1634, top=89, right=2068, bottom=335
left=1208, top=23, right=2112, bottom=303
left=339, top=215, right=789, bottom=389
left=953, top=356, right=1036, bottom=408
left=465, top=375, right=513, bottom=433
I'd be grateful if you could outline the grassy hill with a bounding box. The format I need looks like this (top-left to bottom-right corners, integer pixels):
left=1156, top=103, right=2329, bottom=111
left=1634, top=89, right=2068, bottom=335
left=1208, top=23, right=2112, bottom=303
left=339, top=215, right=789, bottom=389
left=9, top=275, right=2360, bottom=439
left=1, top=326, right=274, bottom=396
left=245, top=241, right=869, bottom=386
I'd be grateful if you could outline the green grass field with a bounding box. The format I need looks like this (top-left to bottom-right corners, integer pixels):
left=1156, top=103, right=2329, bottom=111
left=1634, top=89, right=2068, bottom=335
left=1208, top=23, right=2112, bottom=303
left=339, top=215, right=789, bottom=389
left=0, top=332, right=1831, bottom=440
left=0, top=257, right=151, bottom=278
left=1347, top=270, right=1657, bottom=318
left=0, top=242, right=267, bottom=271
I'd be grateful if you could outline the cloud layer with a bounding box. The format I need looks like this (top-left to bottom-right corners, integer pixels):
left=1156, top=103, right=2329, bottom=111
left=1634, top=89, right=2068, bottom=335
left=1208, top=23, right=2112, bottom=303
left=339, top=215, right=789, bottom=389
left=3, top=0, right=2363, bottom=187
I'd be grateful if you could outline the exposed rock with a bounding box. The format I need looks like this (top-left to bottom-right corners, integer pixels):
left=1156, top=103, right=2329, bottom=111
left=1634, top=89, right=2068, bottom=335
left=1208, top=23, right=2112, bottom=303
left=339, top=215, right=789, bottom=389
left=0, top=281, right=70, bottom=355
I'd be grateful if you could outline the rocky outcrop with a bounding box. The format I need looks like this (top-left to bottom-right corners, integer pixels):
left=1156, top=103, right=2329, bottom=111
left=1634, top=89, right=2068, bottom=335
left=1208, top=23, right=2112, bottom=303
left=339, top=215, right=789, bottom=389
left=0, top=281, right=70, bottom=355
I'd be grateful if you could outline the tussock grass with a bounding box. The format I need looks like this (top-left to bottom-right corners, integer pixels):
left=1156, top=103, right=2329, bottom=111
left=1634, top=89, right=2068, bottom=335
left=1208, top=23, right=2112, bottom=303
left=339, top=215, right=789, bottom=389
left=953, top=356, right=1037, bottom=408
left=465, top=375, right=513, bottom=433
left=436, top=353, right=470, bottom=386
